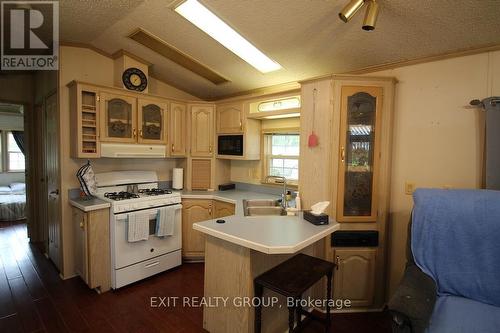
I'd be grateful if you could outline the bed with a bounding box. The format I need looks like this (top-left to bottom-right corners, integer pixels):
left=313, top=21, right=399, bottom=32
left=0, top=183, right=26, bottom=221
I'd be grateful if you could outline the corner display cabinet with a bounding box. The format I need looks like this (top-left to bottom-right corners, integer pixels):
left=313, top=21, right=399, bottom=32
left=337, top=85, right=382, bottom=222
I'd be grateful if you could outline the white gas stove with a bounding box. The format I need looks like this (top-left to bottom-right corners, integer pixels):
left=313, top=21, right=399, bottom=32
left=95, top=171, right=182, bottom=289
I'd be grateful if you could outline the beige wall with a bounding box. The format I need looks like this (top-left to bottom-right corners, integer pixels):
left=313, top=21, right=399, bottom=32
left=149, top=77, right=201, bottom=101
left=371, top=51, right=499, bottom=296
left=230, top=117, right=300, bottom=184
left=58, top=45, right=197, bottom=277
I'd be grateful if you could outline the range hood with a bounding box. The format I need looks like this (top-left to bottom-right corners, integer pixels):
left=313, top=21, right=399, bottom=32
left=100, top=143, right=166, bottom=158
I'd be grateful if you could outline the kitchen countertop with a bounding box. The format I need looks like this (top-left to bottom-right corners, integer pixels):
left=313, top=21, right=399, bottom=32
left=187, top=189, right=340, bottom=254
left=69, top=197, right=111, bottom=212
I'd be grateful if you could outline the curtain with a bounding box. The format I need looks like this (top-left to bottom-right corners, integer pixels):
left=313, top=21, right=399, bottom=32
left=485, top=97, right=500, bottom=190
left=11, top=131, right=25, bottom=155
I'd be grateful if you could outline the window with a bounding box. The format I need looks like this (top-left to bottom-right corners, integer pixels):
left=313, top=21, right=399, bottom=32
left=264, top=133, right=300, bottom=183
left=6, top=132, right=25, bottom=172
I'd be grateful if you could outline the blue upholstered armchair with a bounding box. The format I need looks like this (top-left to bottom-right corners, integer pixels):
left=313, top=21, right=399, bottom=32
left=388, top=189, right=500, bottom=333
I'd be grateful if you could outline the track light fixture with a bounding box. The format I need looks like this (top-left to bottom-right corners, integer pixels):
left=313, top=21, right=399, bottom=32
left=338, top=0, right=380, bottom=31
left=338, top=0, right=365, bottom=23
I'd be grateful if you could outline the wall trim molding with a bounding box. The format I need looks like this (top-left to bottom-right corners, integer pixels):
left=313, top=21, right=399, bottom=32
left=343, top=43, right=500, bottom=75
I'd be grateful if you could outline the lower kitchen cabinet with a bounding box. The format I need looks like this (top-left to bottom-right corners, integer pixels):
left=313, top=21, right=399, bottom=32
left=333, top=248, right=376, bottom=307
left=213, top=200, right=236, bottom=219
left=72, top=207, right=111, bottom=293
left=182, top=199, right=235, bottom=261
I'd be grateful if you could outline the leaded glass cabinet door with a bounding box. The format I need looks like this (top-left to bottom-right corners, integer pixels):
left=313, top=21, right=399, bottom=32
left=337, top=86, right=383, bottom=222
left=137, top=99, right=168, bottom=144
left=100, top=92, right=137, bottom=143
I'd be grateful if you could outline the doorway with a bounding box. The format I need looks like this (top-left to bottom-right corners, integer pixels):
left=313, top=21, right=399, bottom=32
left=0, top=103, right=27, bottom=236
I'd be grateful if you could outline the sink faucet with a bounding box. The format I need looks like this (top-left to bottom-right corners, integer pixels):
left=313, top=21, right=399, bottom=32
left=265, top=176, right=288, bottom=209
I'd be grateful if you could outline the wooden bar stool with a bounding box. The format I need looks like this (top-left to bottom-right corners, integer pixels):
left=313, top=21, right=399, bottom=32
left=254, top=253, right=335, bottom=333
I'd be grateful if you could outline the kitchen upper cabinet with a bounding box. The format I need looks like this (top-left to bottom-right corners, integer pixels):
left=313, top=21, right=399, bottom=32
left=72, top=207, right=111, bottom=293
left=100, top=92, right=137, bottom=143
left=137, top=98, right=168, bottom=144
left=333, top=248, right=376, bottom=307
left=170, top=102, right=187, bottom=157
left=217, top=103, right=243, bottom=134
left=190, top=105, right=214, bottom=157
left=336, top=85, right=383, bottom=223
left=213, top=200, right=235, bottom=219
left=182, top=199, right=212, bottom=260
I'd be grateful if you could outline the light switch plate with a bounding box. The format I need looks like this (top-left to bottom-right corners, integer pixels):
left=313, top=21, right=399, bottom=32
left=405, top=182, right=416, bottom=195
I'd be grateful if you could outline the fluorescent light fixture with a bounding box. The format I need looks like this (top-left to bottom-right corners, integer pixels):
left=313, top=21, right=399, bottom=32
left=263, top=113, right=301, bottom=119
left=175, top=0, right=282, bottom=73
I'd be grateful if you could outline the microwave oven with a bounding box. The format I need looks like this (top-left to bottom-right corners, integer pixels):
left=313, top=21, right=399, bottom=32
left=218, top=135, right=243, bottom=156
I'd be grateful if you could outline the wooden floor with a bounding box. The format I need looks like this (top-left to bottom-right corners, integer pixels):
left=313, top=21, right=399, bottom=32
left=0, top=223, right=391, bottom=333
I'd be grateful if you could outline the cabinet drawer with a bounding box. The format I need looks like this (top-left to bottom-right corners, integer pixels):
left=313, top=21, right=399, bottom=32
left=114, top=250, right=181, bottom=289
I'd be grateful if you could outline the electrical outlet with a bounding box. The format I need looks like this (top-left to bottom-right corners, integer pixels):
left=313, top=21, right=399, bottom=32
left=405, top=182, right=416, bottom=195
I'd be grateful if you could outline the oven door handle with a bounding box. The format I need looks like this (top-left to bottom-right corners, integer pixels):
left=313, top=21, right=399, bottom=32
left=145, top=261, right=160, bottom=268
left=115, top=212, right=159, bottom=221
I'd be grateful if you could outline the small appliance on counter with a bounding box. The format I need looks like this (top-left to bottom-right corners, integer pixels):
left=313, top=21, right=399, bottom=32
left=218, top=183, right=236, bottom=191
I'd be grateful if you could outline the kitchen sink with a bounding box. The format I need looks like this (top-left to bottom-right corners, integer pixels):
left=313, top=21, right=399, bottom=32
left=243, top=199, right=286, bottom=216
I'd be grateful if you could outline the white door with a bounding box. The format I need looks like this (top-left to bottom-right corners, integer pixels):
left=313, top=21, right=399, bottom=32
left=45, top=92, right=61, bottom=269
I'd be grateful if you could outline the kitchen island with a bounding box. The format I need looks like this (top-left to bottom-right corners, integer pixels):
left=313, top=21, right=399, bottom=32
left=192, top=192, right=339, bottom=333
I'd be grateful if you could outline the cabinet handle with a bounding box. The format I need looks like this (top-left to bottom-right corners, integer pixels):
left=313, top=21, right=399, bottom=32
left=171, top=144, right=175, bottom=152
left=139, top=129, right=143, bottom=138
left=133, top=128, right=137, bottom=138
left=208, top=208, right=212, bottom=215
left=209, top=146, right=212, bottom=153
left=341, top=147, right=345, bottom=163
left=335, top=255, right=339, bottom=270
left=239, top=120, right=242, bottom=129
left=79, top=221, right=84, bottom=229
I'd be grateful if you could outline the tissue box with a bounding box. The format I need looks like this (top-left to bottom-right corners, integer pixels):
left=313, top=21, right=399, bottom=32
left=303, top=210, right=329, bottom=225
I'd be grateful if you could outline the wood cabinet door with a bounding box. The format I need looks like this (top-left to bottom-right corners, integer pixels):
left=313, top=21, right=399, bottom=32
left=216, top=103, right=243, bottom=134
left=72, top=208, right=88, bottom=284
left=213, top=200, right=235, bottom=218
left=170, top=102, right=187, bottom=156
left=137, top=98, right=168, bottom=144
left=336, top=86, right=383, bottom=222
left=100, top=92, right=137, bottom=143
left=182, top=199, right=213, bottom=258
left=87, top=209, right=110, bottom=292
left=333, top=248, right=376, bottom=307
left=191, top=105, right=214, bottom=157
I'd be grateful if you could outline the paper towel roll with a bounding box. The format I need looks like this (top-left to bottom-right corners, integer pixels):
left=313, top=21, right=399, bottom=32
left=172, top=168, right=184, bottom=190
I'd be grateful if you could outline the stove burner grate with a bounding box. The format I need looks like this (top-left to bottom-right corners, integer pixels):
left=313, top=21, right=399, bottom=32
left=104, top=191, right=140, bottom=201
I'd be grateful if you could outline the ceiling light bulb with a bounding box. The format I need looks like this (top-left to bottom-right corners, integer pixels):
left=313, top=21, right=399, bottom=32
left=339, top=0, right=365, bottom=23
left=362, top=0, right=379, bottom=31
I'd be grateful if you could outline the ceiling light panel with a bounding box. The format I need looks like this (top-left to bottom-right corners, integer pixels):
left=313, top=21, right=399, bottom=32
left=175, top=0, right=282, bottom=73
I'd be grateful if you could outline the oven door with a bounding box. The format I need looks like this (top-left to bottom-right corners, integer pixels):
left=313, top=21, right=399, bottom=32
left=112, top=204, right=182, bottom=269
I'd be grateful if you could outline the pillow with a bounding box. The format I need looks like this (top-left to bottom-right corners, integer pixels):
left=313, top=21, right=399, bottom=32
left=10, top=182, right=26, bottom=193
left=0, top=186, right=12, bottom=194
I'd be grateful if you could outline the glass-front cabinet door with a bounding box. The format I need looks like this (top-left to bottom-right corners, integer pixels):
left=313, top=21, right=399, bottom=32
left=100, top=92, right=137, bottom=143
left=137, top=98, right=168, bottom=144
left=337, top=86, right=383, bottom=222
